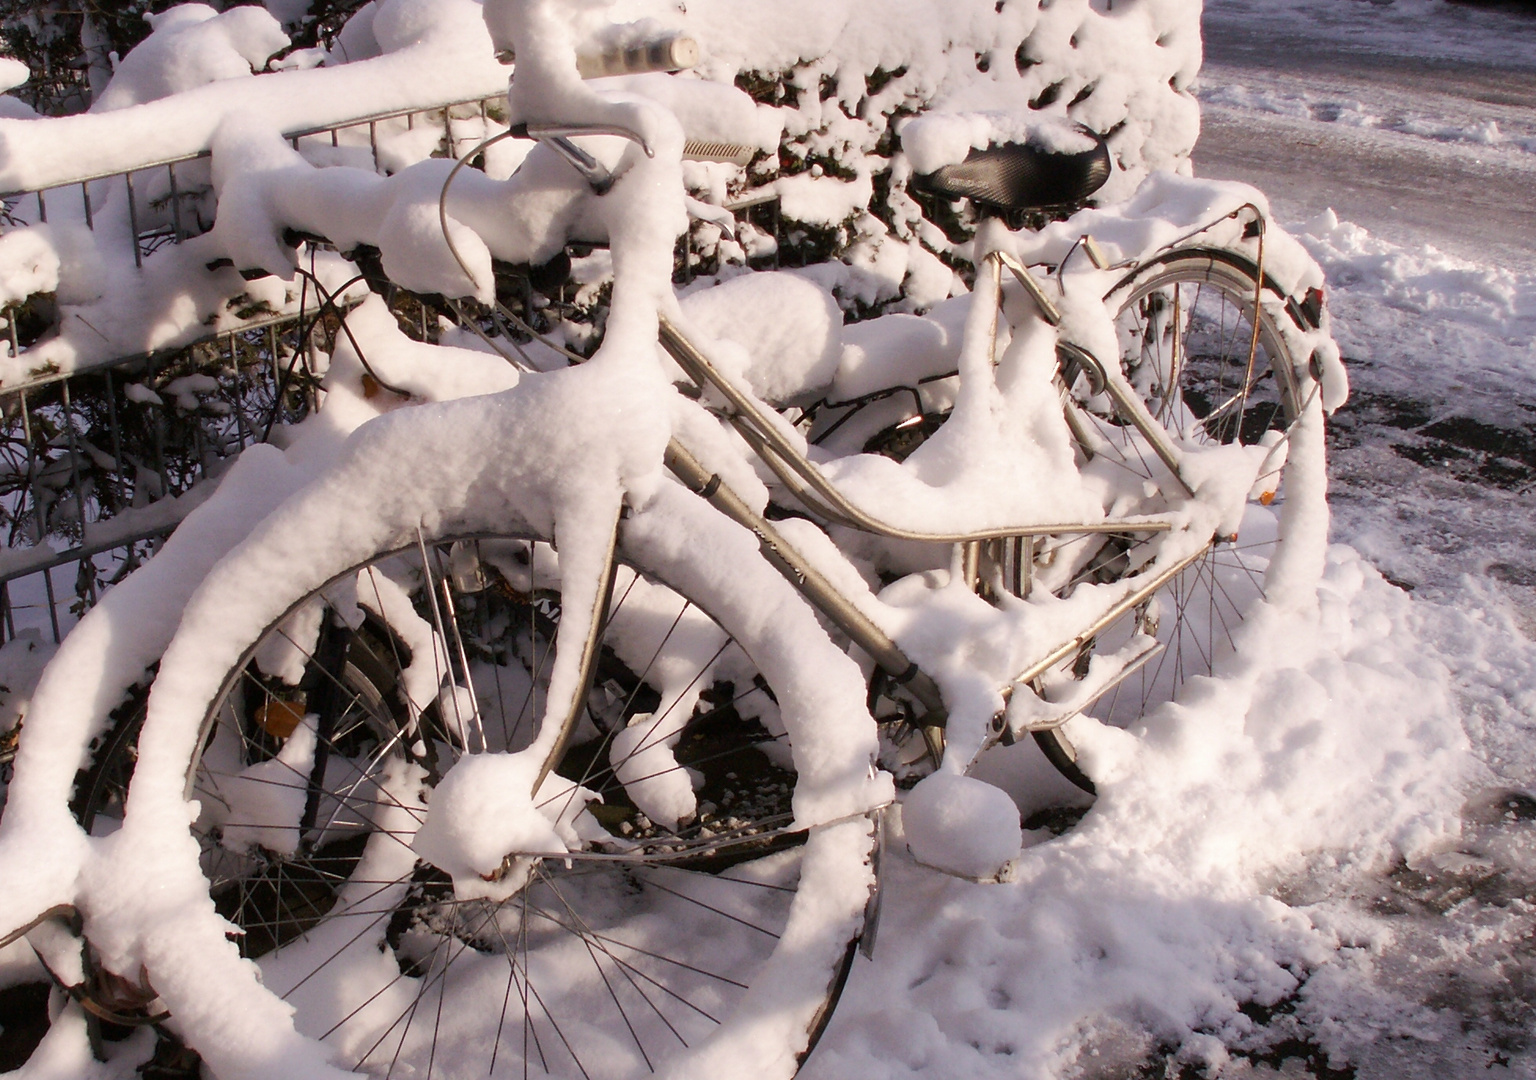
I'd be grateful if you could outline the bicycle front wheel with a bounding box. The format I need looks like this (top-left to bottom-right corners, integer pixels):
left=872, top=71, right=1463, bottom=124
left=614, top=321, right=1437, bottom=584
left=172, top=520, right=874, bottom=1080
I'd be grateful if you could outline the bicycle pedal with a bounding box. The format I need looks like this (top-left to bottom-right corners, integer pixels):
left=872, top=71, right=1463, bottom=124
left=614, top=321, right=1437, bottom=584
left=79, top=966, right=167, bottom=1027
left=682, top=140, right=755, bottom=167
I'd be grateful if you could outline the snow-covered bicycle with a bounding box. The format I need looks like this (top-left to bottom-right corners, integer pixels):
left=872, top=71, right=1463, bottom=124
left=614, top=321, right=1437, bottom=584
left=0, top=5, right=1344, bottom=1078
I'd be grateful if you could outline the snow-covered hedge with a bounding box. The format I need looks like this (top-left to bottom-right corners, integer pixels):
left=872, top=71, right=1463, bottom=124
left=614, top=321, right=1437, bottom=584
left=0, top=0, right=1204, bottom=383
left=672, top=0, right=1205, bottom=308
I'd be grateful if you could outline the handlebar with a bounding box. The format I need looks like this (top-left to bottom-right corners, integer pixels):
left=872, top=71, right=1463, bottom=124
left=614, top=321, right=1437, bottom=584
left=494, top=32, right=700, bottom=80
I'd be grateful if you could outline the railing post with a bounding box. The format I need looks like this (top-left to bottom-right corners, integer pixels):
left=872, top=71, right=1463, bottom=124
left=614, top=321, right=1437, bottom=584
left=124, top=171, right=143, bottom=268
left=150, top=385, right=171, bottom=503
left=227, top=333, right=253, bottom=450
left=60, top=380, right=89, bottom=558
left=168, top=162, right=184, bottom=241
left=103, top=368, right=128, bottom=513
left=41, top=564, right=60, bottom=643
left=19, top=387, right=39, bottom=545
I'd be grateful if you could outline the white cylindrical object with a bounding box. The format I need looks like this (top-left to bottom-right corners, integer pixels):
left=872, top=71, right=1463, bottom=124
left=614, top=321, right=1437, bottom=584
left=577, top=34, right=699, bottom=79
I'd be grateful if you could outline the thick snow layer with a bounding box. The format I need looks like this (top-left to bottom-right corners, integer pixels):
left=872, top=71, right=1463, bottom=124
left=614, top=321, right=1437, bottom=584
left=0, top=0, right=504, bottom=194
left=1298, top=208, right=1536, bottom=379
left=91, top=5, right=292, bottom=113
left=216, top=716, right=319, bottom=857
left=902, top=772, right=1024, bottom=880
left=901, top=113, right=1097, bottom=175
left=0, top=235, right=366, bottom=388
left=0, top=225, right=61, bottom=306
left=409, top=750, right=569, bottom=884
left=0, top=58, right=28, bottom=95
left=677, top=270, right=843, bottom=403
left=810, top=547, right=1473, bottom=1080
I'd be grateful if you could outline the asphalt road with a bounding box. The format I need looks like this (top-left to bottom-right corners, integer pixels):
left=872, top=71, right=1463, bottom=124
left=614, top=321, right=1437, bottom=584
left=1192, top=11, right=1536, bottom=608
left=1193, top=17, right=1536, bottom=270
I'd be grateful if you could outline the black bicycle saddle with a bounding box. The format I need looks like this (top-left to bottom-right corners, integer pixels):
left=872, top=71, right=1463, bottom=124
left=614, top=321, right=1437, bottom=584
left=911, top=126, right=1111, bottom=213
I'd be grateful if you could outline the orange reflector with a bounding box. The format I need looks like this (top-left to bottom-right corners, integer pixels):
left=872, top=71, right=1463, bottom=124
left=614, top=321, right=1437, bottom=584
left=256, top=698, right=305, bottom=739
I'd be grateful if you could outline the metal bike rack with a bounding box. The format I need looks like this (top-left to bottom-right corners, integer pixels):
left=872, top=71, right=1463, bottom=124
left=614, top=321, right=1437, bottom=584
left=0, top=94, right=508, bottom=275
left=0, top=314, right=309, bottom=644
left=0, top=95, right=512, bottom=644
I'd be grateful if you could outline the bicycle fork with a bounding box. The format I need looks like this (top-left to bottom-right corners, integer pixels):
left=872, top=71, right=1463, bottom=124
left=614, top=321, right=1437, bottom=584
left=661, top=438, right=951, bottom=761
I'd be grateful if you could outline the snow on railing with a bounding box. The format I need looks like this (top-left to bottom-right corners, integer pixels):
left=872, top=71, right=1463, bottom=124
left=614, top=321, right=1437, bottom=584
left=0, top=93, right=506, bottom=278
left=0, top=277, right=465, bottom=647
left=0, top=83, right=521, bottom=646
left=0, top=17, right=505, bottom=196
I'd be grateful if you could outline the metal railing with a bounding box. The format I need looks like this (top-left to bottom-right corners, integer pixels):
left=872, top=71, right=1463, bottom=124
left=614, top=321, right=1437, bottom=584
left=1, top=94, right=507, bottom=276
left=0, top=87, right=804, bottom=645
left=0, top=91, right=513, bottom=645
left=0, top=315, right=309, bottom=643
left=0, top=285, right=460, bottom=646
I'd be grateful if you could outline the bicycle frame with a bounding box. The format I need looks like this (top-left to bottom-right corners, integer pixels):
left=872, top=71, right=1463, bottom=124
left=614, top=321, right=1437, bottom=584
left=652, top=303, right=1208, bottom=762
left=433, top=120, right=1281, bottom=767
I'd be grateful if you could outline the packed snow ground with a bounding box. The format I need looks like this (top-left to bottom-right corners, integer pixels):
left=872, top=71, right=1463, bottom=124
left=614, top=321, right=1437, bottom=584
left=1203, top=0, right=1536, bottom=69
left=1196, top=0, right=1536, bottom=275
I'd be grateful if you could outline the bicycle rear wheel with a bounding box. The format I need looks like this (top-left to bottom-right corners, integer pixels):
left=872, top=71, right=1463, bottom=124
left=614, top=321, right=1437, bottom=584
left=183, top=528, right=873, bottom=1079
left=1030, top=248, right=1318, bottom=785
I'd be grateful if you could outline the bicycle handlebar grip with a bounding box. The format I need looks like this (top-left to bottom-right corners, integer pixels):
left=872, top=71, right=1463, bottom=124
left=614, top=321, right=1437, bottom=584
left=576, top=34, right=699, bottom=79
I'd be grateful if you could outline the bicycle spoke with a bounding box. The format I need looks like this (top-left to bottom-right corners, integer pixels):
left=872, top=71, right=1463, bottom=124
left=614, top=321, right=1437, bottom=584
left=632, top=870, right=781, bottom=939
left=531, top=877, right=709, bottom=1033
left=540, top=871, right=659, bottom=1069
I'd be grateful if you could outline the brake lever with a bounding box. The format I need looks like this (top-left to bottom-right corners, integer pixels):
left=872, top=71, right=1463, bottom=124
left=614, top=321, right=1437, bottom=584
left=504, top=121, right=654, bottom=195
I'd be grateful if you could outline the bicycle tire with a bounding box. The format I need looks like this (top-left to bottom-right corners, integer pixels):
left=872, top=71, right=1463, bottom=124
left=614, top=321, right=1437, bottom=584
left=73, top=685, right=150, bottom=836
left=171, top=522, right=875, bottom=1080
left=0, top=685, right=175, bottom=1072
left=1108, top=248, right=1305, bottom=447
left=1032, top=247, right=1318, bottom=787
